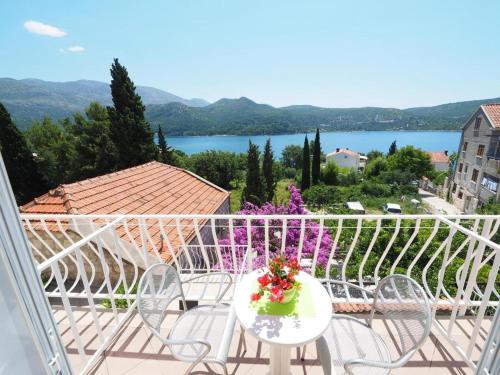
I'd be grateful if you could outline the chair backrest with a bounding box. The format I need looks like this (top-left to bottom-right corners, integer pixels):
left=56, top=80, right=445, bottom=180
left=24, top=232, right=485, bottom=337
left=371, top=274, right=432, bottom=358
left=137, top=263, right=185, bottom=337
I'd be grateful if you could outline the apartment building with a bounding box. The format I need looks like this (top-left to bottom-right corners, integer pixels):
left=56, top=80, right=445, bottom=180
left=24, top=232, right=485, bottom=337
left=451, top=104, right=500, bottom=213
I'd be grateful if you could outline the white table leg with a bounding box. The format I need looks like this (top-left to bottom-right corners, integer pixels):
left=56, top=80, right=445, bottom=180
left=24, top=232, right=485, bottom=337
left=269, top=344, right=291, bottom=375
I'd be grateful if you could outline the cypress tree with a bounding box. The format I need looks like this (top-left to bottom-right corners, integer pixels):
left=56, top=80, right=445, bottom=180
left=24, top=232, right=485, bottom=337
left=0, top=102, right=49, bottom=204
left=301, top=135, right=311, bottom=191
left=157, top=126, right=173, bottom=164
left=312, top=128, right=321, bottom=185
left=243, top=140, right=264, bottom=205
left=108, top=58, right=157, bottom=169
left=388, top=140, right=397, bottom=156
left=262, top=138, right=275, bottom=202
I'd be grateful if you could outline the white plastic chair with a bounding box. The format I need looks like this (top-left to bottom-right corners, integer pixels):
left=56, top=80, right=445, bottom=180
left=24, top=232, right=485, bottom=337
left=312, top=274, right=432, bottom=375
left=137, top=263, right=243, bottom=375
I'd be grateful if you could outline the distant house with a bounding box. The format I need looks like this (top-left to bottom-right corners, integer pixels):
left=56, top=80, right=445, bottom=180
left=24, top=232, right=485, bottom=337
left=451, top=104, right=500, bottom=213
left=427, top=150, right=450, bottom=172
left=21, top=161, right=230, bottom=280
left=326, top=148, right=367, bottom=170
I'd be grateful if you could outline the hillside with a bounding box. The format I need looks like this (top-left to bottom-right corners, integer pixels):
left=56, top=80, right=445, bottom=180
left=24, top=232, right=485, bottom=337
left=146, top=97, right=500, bottom=135
left=0, top=78, right=209, bottom=129
left=1, top=77, right=498, bottom=135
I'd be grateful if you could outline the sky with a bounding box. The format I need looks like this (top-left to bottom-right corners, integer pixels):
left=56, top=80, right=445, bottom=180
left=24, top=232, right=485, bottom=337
left=1, top=0, right=499, bottom=109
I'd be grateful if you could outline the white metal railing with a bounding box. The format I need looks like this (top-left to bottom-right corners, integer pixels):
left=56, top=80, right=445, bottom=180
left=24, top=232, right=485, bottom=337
left=20, top=213, right=499, bottom=374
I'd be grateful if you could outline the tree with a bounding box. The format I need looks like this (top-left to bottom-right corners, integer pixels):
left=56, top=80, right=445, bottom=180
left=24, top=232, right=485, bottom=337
left=157, top=126, right=174, bottom=164
left=364, top=156, right=388, bottom=178
left=388, top=140, right=397, bottom=156
left=321, top=161, right=338, bottom=185
left=301, top=135, right=311, bottom=191
left=262, top=138, right=275, bottom=202
left=0, top=102, right=49, bottom=204
left=281, top=145, right=303, bottom=169
left=243, top=141, right=264, bottom=205
left=188, top=151, right=245, bottom=190
left=367, top=150, right=384, bottom=160
left=108, top=58, right=157, bottom=169
left=387, top=145, right=434, bottom=179
left=25, top=117, right=77, bottom=186
left=69, top=102, right=118, bottom=180
left=311, top=128, right=321, bottom=185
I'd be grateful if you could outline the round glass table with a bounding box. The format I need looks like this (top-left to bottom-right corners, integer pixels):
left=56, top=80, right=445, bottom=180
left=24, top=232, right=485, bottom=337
left=234, top=269, right=332, bottom=375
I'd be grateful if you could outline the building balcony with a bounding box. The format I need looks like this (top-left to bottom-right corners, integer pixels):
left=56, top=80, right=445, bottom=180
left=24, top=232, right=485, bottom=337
left=21, top=213, right=500, bottom=375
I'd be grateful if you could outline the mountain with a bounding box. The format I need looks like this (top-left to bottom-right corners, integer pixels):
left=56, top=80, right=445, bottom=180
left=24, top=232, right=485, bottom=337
left=0, top=78, right=209, bottom=129
left=146, top=96, right=500, bottom=136
left=1, top=77, right=498, bottom=135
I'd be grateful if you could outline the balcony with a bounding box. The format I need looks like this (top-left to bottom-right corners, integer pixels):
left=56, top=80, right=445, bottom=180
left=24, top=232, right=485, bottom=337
left=21, top=214, right=499, bottom=375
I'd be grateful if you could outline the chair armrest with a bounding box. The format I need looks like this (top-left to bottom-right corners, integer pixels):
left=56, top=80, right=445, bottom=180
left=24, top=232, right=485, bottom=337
left=344, top=358, right=397, bottom=374
left=182, top=272, right=233, bottom=303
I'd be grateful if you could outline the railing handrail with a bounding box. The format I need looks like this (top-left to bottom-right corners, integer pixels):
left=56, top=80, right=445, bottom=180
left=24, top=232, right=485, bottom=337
left=20, top=213, right=500, bottom=220
left=36, top=215, right=125, bottom=272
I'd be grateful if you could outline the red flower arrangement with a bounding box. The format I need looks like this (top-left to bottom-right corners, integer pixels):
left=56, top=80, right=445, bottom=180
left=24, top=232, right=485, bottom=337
left=251, top=256, right=301, bottom=303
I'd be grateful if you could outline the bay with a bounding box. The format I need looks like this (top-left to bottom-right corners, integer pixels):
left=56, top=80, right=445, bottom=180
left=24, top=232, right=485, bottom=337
left=167, top=131, right=461, bottom=156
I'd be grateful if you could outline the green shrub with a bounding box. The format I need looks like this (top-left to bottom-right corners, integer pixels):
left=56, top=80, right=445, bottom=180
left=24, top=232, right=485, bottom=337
left=321, top=162, right=338, bottom=185
left=360, top=181, right=392, bottom=196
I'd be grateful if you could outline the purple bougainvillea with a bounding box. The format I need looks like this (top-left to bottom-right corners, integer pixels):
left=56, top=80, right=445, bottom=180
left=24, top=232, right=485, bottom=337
left=219, top=185, right=333, bottom=273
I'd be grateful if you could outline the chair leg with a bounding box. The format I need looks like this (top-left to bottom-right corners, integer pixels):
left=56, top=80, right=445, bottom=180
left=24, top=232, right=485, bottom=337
left=222, top=364, right=229, bottom=375
left=301, top=344, right=307, bottom=361
left=240, top=325, right=247, bottom=353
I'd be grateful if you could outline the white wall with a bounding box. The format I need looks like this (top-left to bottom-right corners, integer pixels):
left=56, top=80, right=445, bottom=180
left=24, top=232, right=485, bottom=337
left=326, top=153, right=359, bottom=170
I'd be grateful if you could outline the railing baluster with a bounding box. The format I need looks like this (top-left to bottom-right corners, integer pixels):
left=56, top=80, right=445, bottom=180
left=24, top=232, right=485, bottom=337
left=374, top=218, right=400, bottom=283
left=264, top=218, right=270, bottom=265
left=280, top=218, right=287, bottom=256
left=297, top=218, right=305, bottom=262
left=310, top=218, right=324, bottom=277
left=193, top=218, right=211, bottom=272
left=460, top=219, right=493, bottom=316
left=342, top=219, right=362, bottom=301
left=359, top=219, right=381, bottom=299
left=326, top=219, right=342, bottom=278
left=407, top=219, right=440, bottom=278
left=74, top=247, right=105, bottom=346
left=51, top=262, right=86, bottom=365
left=228, top=218, right=237, bottom=273
left=175, top=218, right=194, bottom=274
left=210, top=218, right=225, bottom=272
left=390, top=218, right=421, bottom=274
left=246, top=218, right=253, bottom=273
left=467, top=245, right=500, bottom=357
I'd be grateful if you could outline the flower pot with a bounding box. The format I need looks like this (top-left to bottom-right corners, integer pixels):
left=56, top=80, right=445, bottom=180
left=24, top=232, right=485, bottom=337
left=279, top=287, right=297, bottom=304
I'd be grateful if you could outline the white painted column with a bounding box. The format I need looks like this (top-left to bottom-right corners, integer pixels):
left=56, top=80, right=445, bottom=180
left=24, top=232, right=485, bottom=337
left=269, top=344, right=291, bottom=375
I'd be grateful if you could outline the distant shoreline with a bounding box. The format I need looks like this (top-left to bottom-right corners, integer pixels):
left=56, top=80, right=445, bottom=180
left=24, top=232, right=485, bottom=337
left=167, top=129, right=461, bottom=138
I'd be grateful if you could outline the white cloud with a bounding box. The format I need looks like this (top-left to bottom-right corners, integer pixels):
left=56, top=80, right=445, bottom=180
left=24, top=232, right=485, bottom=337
left=24, top=20, right=66, bottom=37
left=67, top=45, right=85, bottom=53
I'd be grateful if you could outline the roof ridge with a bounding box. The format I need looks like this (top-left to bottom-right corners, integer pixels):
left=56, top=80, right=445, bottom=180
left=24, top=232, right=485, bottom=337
left=62, top=161, right=173, bottom=188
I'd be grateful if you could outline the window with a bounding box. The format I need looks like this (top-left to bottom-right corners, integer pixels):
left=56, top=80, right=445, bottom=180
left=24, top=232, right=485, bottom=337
left=471, top=169, right=479, bottom=183
left=463, top=142, right=468, bottom=152
left=464, top=164, right=468, bottom=174
left=474, top=117, right=482, bottom=129
left=477, top=144, right=485, bottom=157
left=452, top=183, right=457, bottom=193
left=458, top=163, right=463, bottom=173
left=481, top=174, right=499, bottom=193
left=458, top=191, right=463, bottom=199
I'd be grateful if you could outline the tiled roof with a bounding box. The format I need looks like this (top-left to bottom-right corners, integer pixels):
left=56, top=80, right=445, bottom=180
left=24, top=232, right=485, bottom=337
left=481, top=104, right=500, bottom=128
left=21, top=161, right=229, bottom=260
left=427, top=151, right=449, bottom=164
left=328, top=148, right=359, bottom=157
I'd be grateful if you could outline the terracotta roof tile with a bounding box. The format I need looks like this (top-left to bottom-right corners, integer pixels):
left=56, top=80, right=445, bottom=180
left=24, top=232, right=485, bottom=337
left=328, top=148, right=359, bottom=157
left=427, top=151, right=449, bottom=164
left=481, top=103, right=500, bottom=128
left=21, top=161, right=229, bottom=260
